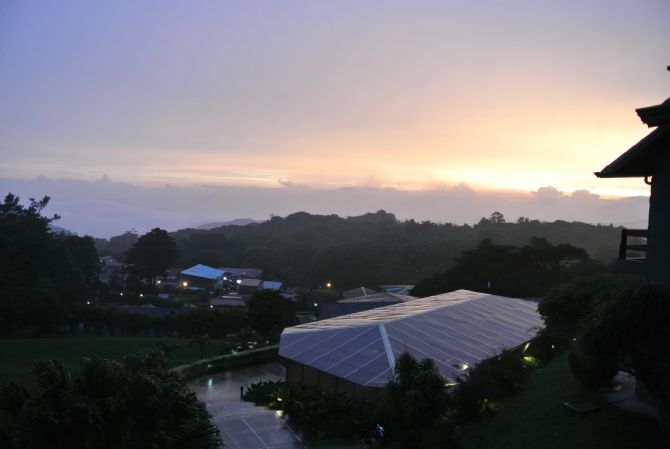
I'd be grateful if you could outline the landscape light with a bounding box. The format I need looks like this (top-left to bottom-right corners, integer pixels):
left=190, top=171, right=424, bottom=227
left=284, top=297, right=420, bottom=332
left=86, top=301, right=91, bottom=305
left=314, top=302, right=318, bottom=307
left=156, top=280, right=161, bottom=284
left=182, top=281, right=188, bottom=287
left=120, top=292, right=124, bottom=296
left=139, top=293, right=143, bottom=298
left=326, top=282, right=332, bottom=289
left=460, top=363, right=470, bottom=371
left=210, top=305, right=214, bottom=309
left=236, top=279, right=241, bottom=284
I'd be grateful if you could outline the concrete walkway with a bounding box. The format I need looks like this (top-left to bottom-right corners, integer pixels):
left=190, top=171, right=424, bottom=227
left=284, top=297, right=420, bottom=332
left=190, top=362, right=305, bottom=449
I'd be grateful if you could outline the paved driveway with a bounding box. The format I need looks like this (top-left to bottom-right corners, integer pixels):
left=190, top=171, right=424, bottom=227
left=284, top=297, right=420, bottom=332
left=190, top=362, right=305, bottom=449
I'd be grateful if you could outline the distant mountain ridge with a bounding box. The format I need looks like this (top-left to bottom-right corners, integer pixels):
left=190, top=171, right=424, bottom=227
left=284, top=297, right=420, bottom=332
left=197, top=218, right=261, bottom=229
left=168, top=210, right=624, bottom=289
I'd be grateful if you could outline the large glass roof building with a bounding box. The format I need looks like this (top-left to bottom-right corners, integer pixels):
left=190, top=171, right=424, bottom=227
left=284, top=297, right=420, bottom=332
left=279, top=289, right=543, bottom=395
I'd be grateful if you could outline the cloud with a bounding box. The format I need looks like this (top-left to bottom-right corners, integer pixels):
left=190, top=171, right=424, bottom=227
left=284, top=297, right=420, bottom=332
left=533, top=186, right=564, bottom=200
left=277, top=179, right=306, bottom=188
left=0, top=176, right=649, bottom=238
left=571, top=189, right=600, bottom=200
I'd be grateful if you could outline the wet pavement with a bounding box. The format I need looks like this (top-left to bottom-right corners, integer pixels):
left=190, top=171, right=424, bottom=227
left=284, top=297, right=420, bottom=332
left=190, top=362, right=305, bottom=449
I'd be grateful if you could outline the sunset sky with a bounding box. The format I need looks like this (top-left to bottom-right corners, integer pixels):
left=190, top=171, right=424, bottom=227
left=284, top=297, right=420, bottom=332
left=1, top=1, right=669, bottom=236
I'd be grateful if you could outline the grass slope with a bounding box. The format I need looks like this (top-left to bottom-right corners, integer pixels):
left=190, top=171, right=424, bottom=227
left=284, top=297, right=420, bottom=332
left=462, top=353, right=663, bottom=449
left=0, top=337, right=224, bottom=385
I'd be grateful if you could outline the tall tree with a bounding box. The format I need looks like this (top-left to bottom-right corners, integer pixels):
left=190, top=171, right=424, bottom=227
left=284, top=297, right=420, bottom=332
left=125, top=228, right=179, bottom=286
left=247, top=290, right=298, bottom=340
left=380, top=352, right=451, bottom=448
left=0, top=194, right=100, bottom=334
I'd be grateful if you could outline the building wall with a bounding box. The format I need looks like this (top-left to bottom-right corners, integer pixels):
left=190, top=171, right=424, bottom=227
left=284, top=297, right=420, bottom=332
left=648, top=152, right=670, bottom=283
left=281, top=357, right=383, bottom=401
left=180, top=274, right=216, bottom=291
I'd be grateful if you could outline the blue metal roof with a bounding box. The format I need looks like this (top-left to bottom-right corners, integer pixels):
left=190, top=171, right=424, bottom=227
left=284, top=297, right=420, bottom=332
left=181, top=264, right=224, bottom=280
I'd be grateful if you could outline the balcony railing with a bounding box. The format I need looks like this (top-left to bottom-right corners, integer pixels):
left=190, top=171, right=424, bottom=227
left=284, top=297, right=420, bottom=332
left=619, top=228, right=648, bottom=261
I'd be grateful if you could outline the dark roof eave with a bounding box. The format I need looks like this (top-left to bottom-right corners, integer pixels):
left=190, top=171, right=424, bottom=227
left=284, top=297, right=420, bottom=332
left=636, top=98, right=670, bottom=127
left=594, top=126, right=669, bottom=178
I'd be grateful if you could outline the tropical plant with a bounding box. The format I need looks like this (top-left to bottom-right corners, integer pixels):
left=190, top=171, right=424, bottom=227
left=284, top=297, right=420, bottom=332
left=0, top=352, right=222, bottom=449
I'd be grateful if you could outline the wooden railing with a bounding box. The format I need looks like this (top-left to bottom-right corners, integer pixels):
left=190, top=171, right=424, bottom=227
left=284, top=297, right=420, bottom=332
left=619, top=229, right=648, bottom=261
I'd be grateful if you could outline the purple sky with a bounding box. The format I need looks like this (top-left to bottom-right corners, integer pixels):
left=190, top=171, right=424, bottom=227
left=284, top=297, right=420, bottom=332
left=1, top=1, right=668, bottom=236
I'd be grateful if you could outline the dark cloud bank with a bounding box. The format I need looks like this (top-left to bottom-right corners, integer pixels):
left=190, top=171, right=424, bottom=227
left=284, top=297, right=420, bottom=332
left=0, top=177, right=649, bottom=238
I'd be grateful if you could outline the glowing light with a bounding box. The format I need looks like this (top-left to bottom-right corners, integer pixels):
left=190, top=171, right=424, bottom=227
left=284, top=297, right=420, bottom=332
left=314, top=302, right=318, bottom=307
left=210, top=305, right=214, bottom=309
left=236, top=279, right=241, bottom=284
left=274, top=410, right=284, bottom=418
left=139, top=293, right=143, bottom=297
left=523, top=342, right=531, bottom=353
left=522, top=355, right=538, bottom=366
left=326, top=282, right=332, bottom=289
left=182, top=281, right=188, bottom=287
left=460, top=363, right=469, bottom=371
left=156, top=280, right=161, bottom=284
left=86, top=300, right=91, bottom=305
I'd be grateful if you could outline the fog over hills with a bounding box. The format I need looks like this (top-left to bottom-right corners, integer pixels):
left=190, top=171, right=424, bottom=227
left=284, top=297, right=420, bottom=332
left=0, top=176, right=649, bottom=238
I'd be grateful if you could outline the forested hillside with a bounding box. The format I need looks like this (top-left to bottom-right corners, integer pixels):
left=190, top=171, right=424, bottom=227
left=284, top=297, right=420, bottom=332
left=97, top=210, right=621, bottom=290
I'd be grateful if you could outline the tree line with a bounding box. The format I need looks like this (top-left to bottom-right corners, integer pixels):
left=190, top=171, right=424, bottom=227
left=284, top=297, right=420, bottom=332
left=96, top=210, right=622, bottom=290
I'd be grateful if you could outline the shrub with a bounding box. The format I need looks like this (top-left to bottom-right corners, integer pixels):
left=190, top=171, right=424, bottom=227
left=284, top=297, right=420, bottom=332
left=452, top=349, right=535, bottom=422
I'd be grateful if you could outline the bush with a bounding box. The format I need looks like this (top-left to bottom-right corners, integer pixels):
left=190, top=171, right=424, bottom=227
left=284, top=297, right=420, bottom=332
left=241, top=380, right=376, bottom=441
left=539, top=273, right=640, bottom=339
left=0, top=353, right=222, bottom=449
left=568, top=342, right=618, bottom=390
left=452, top=349, right=533, bottom=421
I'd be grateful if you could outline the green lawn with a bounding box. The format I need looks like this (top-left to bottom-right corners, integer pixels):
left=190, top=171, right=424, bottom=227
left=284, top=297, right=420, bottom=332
left=461, top=353, right=663, bottom=449
left=0, top=337, right=225, bottom=386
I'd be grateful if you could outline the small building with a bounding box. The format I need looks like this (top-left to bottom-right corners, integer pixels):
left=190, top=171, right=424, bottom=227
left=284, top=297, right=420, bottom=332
left=218, top=267, right=263, bottom=281
left=260, top=280, right=283, bottom=291
left=180, top=264, right=224, bottom=291
left=236, top=278, right=262, bottom=296
left=280, top=289, right=542, bottom=399
left=99, top=256, right=124, bottom=285
left=596, top=90, right=670, bottom=283
left=320, top=291, right=416, bottom=319
left=210, top=295, right=247, bottom=308
left=342, top=286, right=378, bottom=299
left=379, top=284, right=415, bottom=295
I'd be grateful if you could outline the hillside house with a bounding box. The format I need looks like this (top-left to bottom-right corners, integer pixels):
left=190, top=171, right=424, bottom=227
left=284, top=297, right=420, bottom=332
left=179, top=264, right=224, bottom=291
left=596, top=87, right=670, bottom=283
